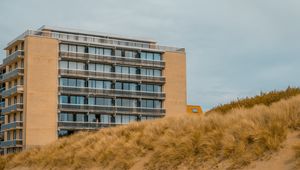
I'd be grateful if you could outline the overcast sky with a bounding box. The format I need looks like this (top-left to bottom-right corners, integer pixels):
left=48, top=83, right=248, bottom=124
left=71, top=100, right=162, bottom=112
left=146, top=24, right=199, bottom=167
left=1, top=0, right=300, bottom=110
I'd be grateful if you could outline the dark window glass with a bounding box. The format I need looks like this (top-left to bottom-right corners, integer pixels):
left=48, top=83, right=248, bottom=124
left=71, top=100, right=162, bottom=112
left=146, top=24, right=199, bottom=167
left=60, top=96, right=68, bottom=104
left=88, top=47, right=96, bottom=54
left=77, top=46, right=85, bottom=53
left=115, top=82, right=122, bottom=90
left=141, top=52, right=147, bottom=60
left=154, top=53, right=161, bottom=61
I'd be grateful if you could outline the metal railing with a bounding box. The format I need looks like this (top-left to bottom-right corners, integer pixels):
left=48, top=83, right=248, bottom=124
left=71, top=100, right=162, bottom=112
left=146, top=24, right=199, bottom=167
left=59, top=86, right=165, bottom=99
left=60, top=51, right=165, bottom=68
left=0, top=115, right=4, bottom=123
left=1, top=85, right=24, bottom=98
left=59, top=69, right=165, bottom=83
left=2, top=103, right=23, bottom=114
left=2, top=68, right=24, bottom=82
left=3, top=50, right=24, bottom=65
left=59, top=104, right=165, bottom=114
left=0, top=102, right=5, bottom=108
left=0, top=139, right=23, bottom=148
left=58, top=121, right=121, bottom=130
left=7, top=30, right=185, bottom=52
left=1, top=121, right=23, bottom=131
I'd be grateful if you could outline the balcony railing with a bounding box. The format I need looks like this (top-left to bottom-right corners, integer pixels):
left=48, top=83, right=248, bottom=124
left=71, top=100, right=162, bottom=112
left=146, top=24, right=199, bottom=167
left=2, top=68, right=24, bottom=82
left=1, top=85, right=24, bottom=98
left=60, top=51, right=165, bottom=68
left=3, top=50, right=24, bottom=65
left=7, top=30, right=185, bottom=53
left=2, top=103, right=23, bottom=114
left=58, top=121, right=121, bottom=130
left=59, top=69, right=165, bottom=83
left=59, top=86, right=165, bottom=99
left=0, top=115, right=4, bottom=123
left=0, top=102, right=5, bottom=108
left=1, top=121, right=23, bottom=131
left=0, top=139, right=23, bottom=148
left=59, top=104, right=166, bottom=115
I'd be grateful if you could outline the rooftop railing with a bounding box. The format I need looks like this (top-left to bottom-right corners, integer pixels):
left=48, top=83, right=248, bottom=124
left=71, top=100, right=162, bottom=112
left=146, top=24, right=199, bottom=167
left=7, top=30, right=185, bottom=52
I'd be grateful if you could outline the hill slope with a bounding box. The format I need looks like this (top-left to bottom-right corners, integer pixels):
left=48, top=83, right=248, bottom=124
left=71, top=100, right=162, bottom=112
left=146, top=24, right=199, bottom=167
left=1, top=95, right=300, bottom=170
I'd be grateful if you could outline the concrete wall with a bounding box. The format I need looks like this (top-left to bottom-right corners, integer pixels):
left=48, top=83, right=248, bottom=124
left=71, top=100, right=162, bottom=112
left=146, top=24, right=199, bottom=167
left=163, top=51, right=187, bottom=116
left=23, top=36, right=59, bottom=148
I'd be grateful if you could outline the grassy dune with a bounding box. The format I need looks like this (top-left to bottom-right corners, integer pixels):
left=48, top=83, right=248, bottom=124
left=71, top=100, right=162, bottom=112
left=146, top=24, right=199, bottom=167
left=294, top=140, right=300, bottom=169
left=208, top=87, right=300, bottom=114
left=1, top=95, right=300, bottom=170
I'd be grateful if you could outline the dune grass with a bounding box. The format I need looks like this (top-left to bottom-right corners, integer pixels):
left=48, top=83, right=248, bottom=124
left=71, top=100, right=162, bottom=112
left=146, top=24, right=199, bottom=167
left=1, top=95, right=300, bottom=170
left=208, top=87, right=300, bottom=114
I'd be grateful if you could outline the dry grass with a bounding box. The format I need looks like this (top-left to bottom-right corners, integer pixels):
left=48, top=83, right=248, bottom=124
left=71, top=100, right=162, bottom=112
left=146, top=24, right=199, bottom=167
left=1, top=95, right=300, bottom=170
left=208, top=87, right=300, bottom=114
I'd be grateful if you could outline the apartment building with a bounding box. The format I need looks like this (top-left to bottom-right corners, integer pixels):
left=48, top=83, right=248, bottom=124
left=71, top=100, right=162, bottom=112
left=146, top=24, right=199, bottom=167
left=0, top=26, right=187, bottom=155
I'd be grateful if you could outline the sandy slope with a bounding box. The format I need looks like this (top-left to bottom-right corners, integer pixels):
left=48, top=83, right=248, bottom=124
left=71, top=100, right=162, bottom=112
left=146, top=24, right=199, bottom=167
left=243, top=131, right=299, bottom=170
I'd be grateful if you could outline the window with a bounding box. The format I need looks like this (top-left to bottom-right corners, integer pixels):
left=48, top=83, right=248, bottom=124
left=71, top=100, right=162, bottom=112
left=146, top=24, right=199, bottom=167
left=125, top=51, right=137, bottom=58
left=60, top=61, right=85, bottom=70
left=19, top=129, right=22, bottom=139
left=141, top=68, right=162, bottom=77
left=60, top=78, right=86, bottom=87
left=88, top=97, right=112, bottom=106
left=60, top=95, right=68, bottom=104
left=88, top=114, right=96, bottom=122
left=77, top=46, right=85, bottom=53
left=76, top=114, right=85, bottom=122
left=88, top=80, right=111, bottom=89
left=59, top=61, right=68, bottom=69
left=69, top=45, right=76, bottom=52
left=88, top=47, right=96, bottom=54
left=101, top=115, right=111, bottom=123
left=104, top=49, right=112, bottom=56
left=115, top=82, right=137, bottom=91
left=116, top=98, right=137, bottom=107
left=59, top=113, right=68, bottom=121
left=115, top=66, right=137, bottom=74
left=115, top=115, right=122, bottom=124
left=154, top=53, right=161, bottom=61
left=59, top=44, right=68, bottom=52
left=89, top=63, right=112, bottom=72
left=140, top=52, right=162, bottom=61
left=115, top=50, right=122, bottom=57
left=141, top=99, right=162, bottom=108
left=96, top=48, right=104, bottom=55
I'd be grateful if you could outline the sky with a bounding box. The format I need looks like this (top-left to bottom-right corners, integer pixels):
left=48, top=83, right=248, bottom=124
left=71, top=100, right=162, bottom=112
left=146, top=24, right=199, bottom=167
left=0, top=0, right=300, bottom=110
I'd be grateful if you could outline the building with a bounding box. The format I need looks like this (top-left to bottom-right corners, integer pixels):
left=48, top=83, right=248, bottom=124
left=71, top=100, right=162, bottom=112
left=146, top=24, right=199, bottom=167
left=0, top=26, right=187, bottom=155
left=186, top=105, right=203, bottom=115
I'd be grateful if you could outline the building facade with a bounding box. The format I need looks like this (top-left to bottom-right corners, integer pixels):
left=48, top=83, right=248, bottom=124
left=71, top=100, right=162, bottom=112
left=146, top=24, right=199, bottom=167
left=0, top=26, right=187, bottom=155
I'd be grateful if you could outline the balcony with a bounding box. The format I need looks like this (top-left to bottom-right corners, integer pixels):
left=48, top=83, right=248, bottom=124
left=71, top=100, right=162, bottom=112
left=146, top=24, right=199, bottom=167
left=59, top=104, right=166, bottom=115
left=0, top=102, right=4, bottom=109
left=0, top=115, right=4, bottom=123
left=1, top=85, right=24, bottom=98
left=0, top=139, right=23, bottom=148
left=58, top=121, right=120, bottom=130
left=59, top=86, right=165, bottom=99
left=3, top=51, right=24, bottom=65
left=59, top=69, right=165, bottom=83
left=1, top=121, right=23, bottom=131
left=2, top=103, right=23, bottom=114
left=60, top=51, right=165, bottom=68
left=2, top=68, right=24, bottom=82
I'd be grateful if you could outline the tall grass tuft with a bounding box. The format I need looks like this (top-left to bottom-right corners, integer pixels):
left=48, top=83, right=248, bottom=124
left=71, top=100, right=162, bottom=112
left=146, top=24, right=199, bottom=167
left=208, top=87, right=300, bottom=114
left=1, top=95, right=300, bottom=170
